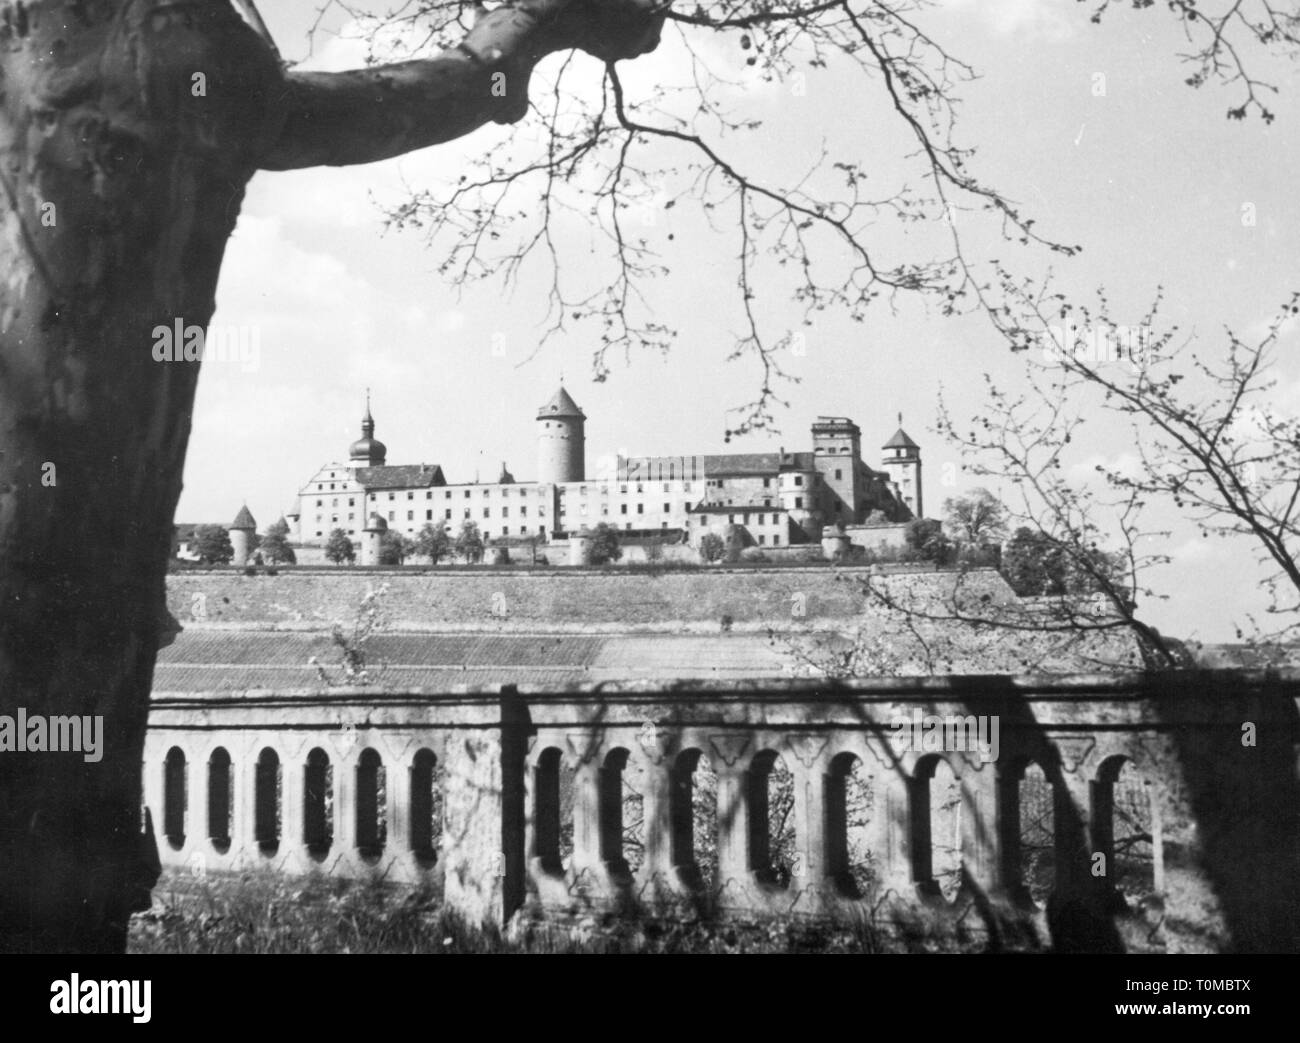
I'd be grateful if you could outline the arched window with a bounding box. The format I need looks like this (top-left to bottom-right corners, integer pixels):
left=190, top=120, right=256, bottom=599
left=356, top=748, right=387, bottom=860
left=410, top=749, right=442, bottom=864
left=1095, top=756, right=1160, bottom=908
left=254, top=747, right=281, bottom=855
left=304, top=747, right=333, bottom=858
left=598, top=748, right=643, bottom=878
left=826, top=752, right=874, bottom=898
left=670, top=749, right=718, bottom=892
left=748, top=750, right=796, bottom=888
left=534, top=747, right=574, bottom=876
left=163, top=747, right=186, bottom=850
left=207, top=747, right=232, bottom=853
left=912, top=755, right=962, bottom=901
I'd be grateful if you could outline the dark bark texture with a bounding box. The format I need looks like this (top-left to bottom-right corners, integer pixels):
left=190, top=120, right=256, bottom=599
left=0, top=0, right=660, bottom=952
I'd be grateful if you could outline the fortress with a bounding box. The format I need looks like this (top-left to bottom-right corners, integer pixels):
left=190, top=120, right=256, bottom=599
left=289, top=387, right=923, bottom=561
left=144, top=391, right=1300, bottom=952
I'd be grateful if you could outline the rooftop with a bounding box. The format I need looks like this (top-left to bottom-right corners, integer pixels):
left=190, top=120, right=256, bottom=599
left=537, top=386, right=585, bottom=420
left=354, top=464, right=446, bottom=490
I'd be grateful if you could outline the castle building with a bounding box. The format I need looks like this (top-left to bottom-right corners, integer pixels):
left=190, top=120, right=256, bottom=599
left=293, top=388, right=921, bottom=554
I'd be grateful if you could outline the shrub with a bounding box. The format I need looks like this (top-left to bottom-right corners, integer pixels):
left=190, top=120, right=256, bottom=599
left=699, top=532, right=725, bottom=563
left=904, top=518, right=953, bottom=565
left=584, top=523, right=622, bottom=566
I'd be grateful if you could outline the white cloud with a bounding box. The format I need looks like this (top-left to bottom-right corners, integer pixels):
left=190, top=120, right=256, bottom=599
left=945, top=0, right=1076, bottom=40
left=1171, top=536, right=1217, bottom=563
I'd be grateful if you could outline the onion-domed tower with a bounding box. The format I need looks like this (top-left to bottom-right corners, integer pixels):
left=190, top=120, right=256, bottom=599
left=536, top=385, right=585, bottom=485
left=349, top=390, right=387, bottom=467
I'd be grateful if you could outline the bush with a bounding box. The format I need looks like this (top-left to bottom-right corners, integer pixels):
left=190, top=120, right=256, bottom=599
left=699, top=532, right=725, bottom=563
left=740, top=547, right=769, bottom=563
left=904, top=518, right=953, bottom=565
left=585, top=523, right=622, bottom=566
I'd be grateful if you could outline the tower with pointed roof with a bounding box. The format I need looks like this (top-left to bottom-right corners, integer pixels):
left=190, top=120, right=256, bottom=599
left=230, top=504, right=257, bottom=566
left=881, top=414, right=922, bottom=519
left=349, top=389, right=387, bottom=467
left=536, top=385, right=585, bottom=486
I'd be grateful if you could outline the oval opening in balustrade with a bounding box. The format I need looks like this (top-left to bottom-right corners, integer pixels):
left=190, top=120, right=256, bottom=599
left=671, top=749, right=718, bottom=895
left=599, top=747, right=644, bottom=880
left=1096, top=755, right=1161, bottom=917
left=207, top=747, right=232, bottom=854
left=1018, top=760, right=1057, bottom=910
left=748, top=750, right=796, bottom=890
left=356, top=748, right=387, bottom=863
left=912, top=754, right=963, bottom=904
left=410, top=748, right=442, bottom=866
left=826, top=752, right=874, bottom=899
left=254, top=747, right=282, bottom=857
left=533, top=747, right=574, bottom=878
left=304, top=747, right=334, bottom=861
left=163, top=746, right=187, bottom=851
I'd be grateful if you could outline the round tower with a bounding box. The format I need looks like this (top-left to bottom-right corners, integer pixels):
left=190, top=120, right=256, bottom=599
left=536, top=385, right=585, bottom=485
left=362, top=513, right=387, bottom=566
left=568, top=526, right=593, bottom=566
left=230, top=505, right=257, bottom=567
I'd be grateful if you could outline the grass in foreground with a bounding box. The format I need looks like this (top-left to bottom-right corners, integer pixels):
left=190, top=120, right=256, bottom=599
left=129, top=871, right=895, bottom=954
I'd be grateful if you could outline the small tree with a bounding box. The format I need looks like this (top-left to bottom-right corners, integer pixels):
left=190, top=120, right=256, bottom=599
left=259, top=519, right=296, bottom=565
left=944, top=489, right=1009, bottom=548
left=455, top=521, right=485, bottom=564
left=325, top=529, right=356, bottom=566
left=699, top=532, right=726, bottom=563
left=1002, top=527, right=1068, bottom=596
left=193, top=525, right=233, bottom=565
left=904, top=518, right=953, bottom=565
left=586, top=522, right=622, bottom=565
left=379, top=530, right=411, bottom=566
left=413, top=521, right=451, bottom=566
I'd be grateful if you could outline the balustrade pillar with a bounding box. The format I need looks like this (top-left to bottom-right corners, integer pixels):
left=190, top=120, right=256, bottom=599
left=639, top=758, right=674, bottom=882
left=713, top=760, right=752, bottom=902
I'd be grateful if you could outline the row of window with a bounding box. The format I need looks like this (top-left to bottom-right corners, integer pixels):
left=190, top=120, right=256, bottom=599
left=559, top=501, right=691, bottom=518
left=311, top=475, right=842, bottom=511
left=313, top=525, right=548, bottom=539
left=696, top=509, right=796, bottom=526
left=314, top=487, right=551, bottom=509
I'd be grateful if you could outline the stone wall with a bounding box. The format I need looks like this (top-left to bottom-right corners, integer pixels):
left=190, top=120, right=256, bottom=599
left=166, top=565, right=883, bottom=630
left=143, top=672, right=1300, bottom=952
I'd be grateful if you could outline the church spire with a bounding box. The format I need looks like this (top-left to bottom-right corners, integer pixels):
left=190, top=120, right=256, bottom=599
left=361, top=388, right=374, bottom=436
left=349, top=388, right=386, bottom=466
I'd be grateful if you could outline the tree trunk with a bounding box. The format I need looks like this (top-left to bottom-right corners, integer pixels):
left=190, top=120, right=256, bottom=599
left=0, top=0, right=661, bottom=952
left=0, top=0, right=279, bottom=952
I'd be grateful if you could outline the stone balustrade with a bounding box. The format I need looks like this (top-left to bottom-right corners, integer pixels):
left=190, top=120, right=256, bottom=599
left=143, top=672, right=1300, bottom=951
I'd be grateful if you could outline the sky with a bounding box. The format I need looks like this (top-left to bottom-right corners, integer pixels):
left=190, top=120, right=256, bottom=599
left=177, top=0, right=1300, bottom=644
